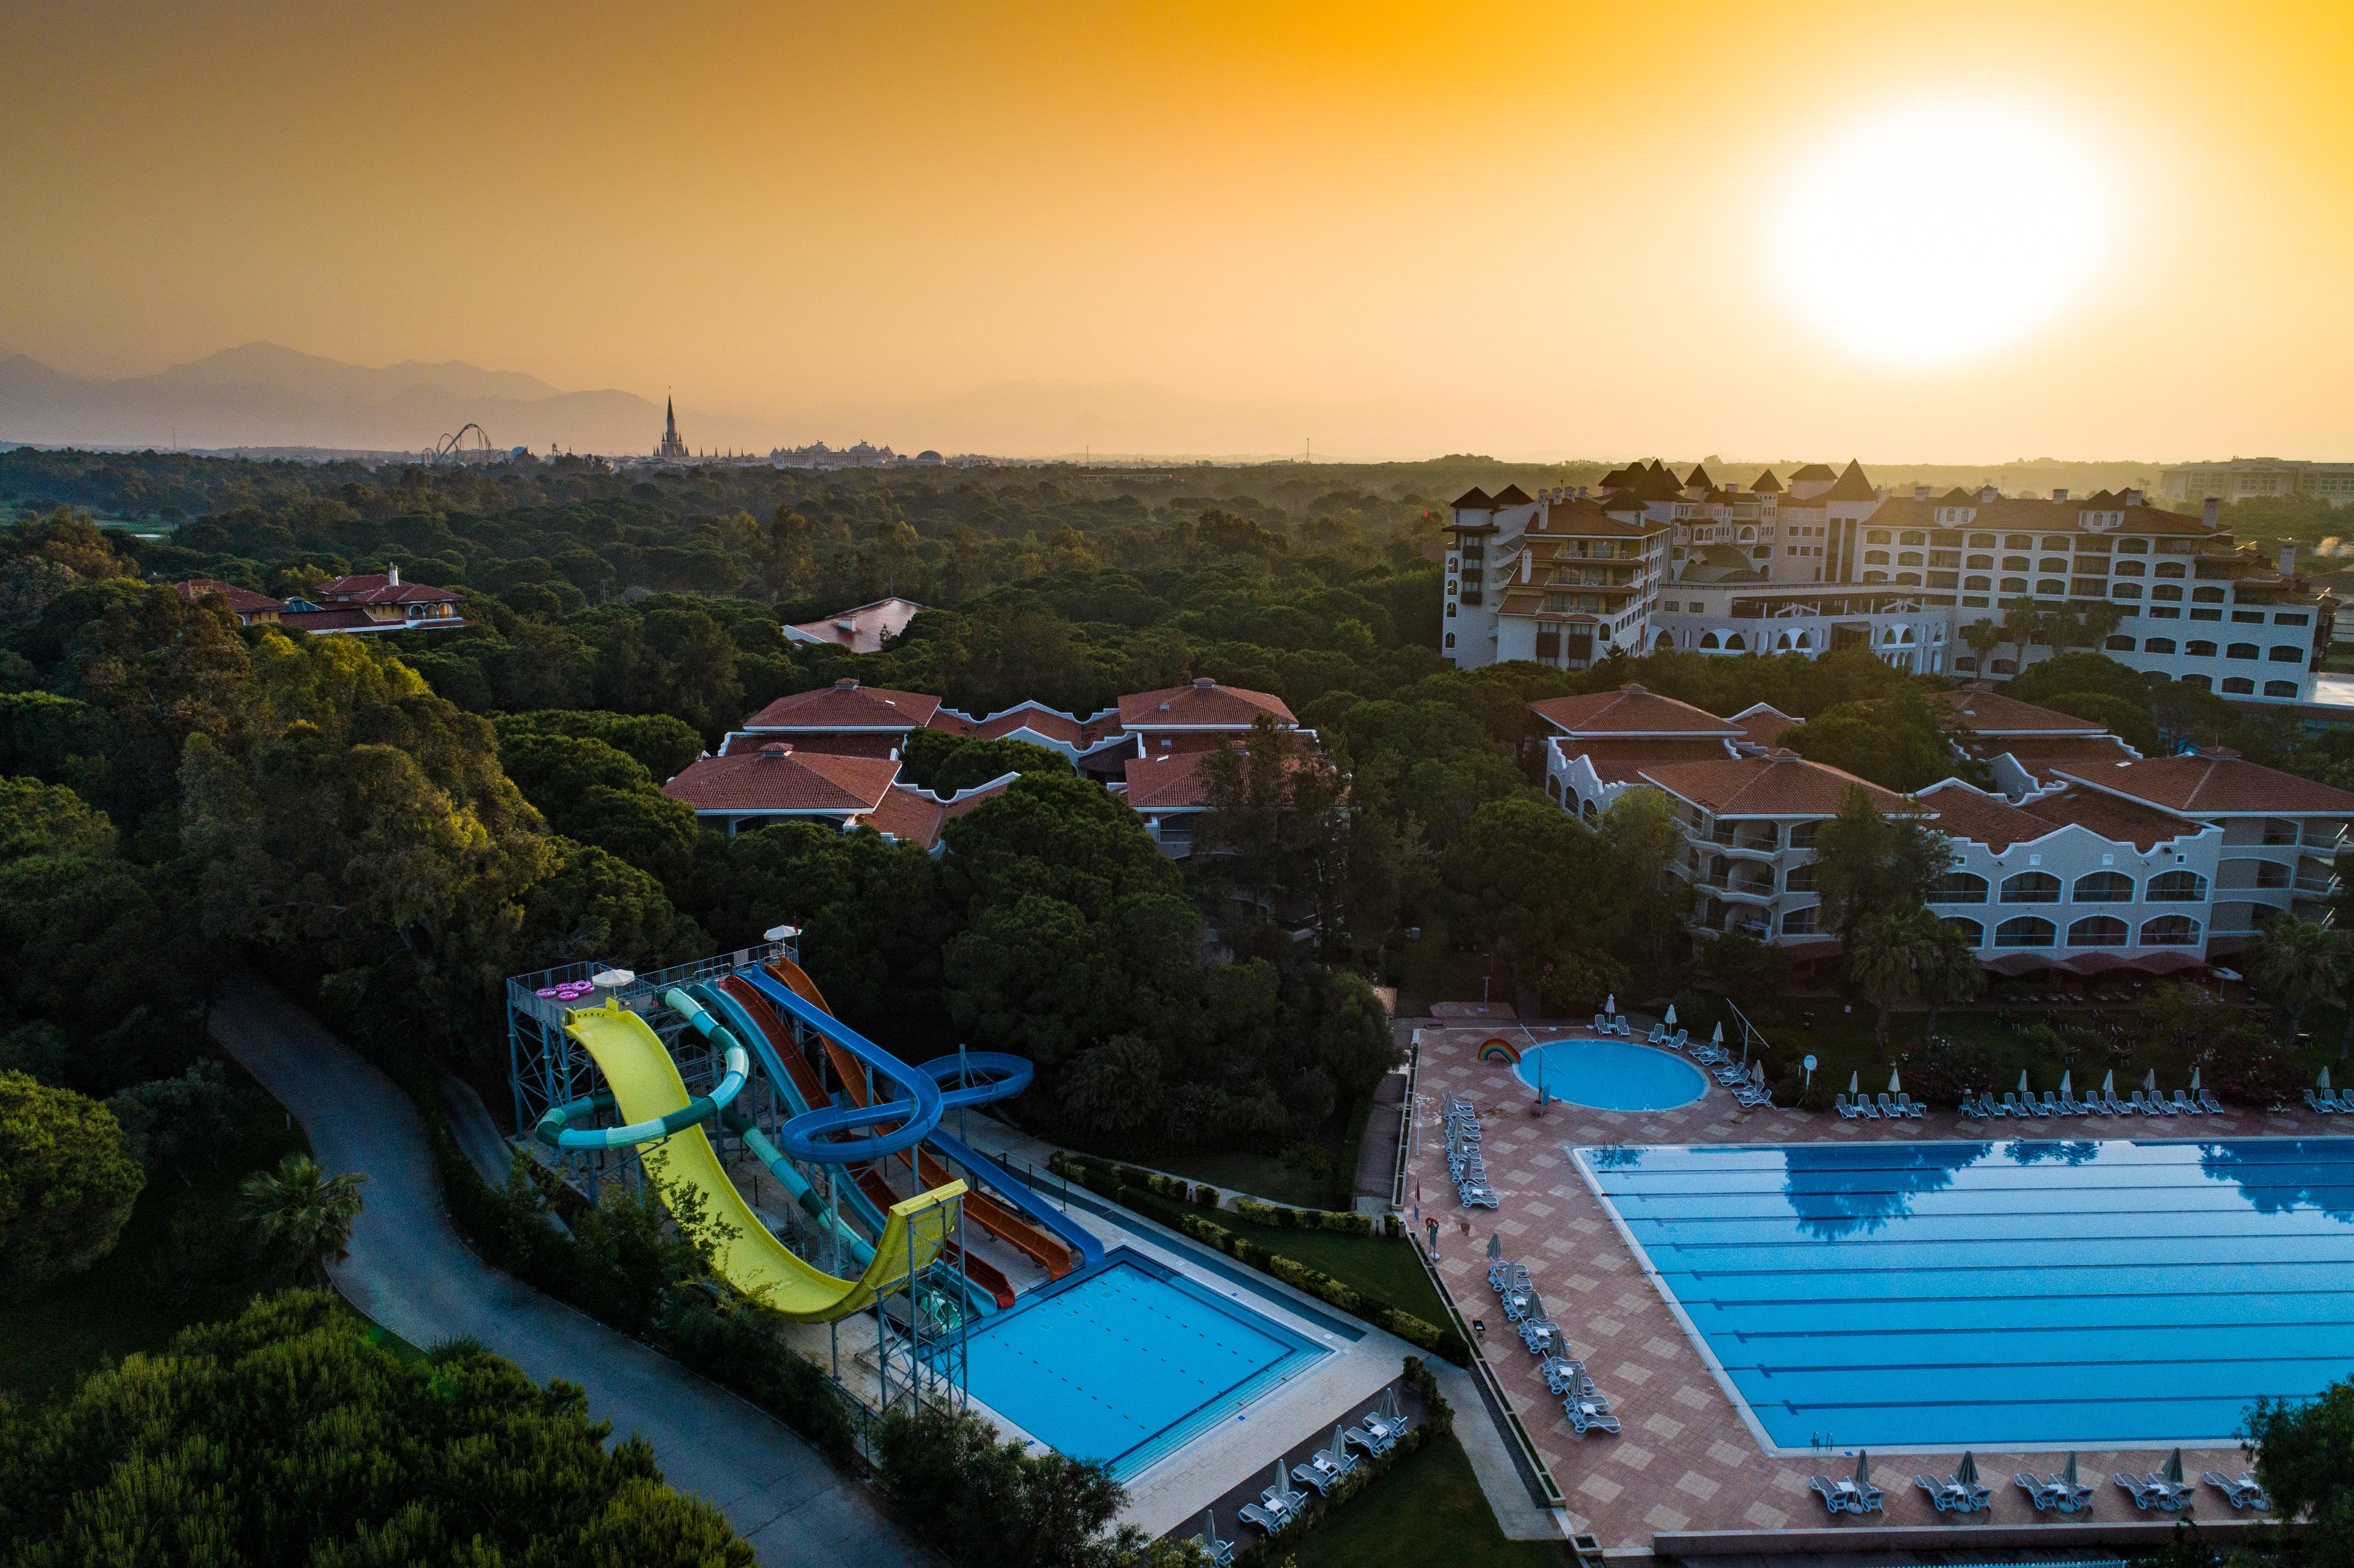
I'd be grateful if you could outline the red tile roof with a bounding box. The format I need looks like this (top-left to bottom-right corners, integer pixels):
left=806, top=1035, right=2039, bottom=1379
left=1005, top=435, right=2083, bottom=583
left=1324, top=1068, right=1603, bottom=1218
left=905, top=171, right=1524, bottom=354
left=2052, top=753, right=2354, bottom=816
left=782, top=597, right=927, bottom=656
left=1915, top=782, right=2054, bottom=851
left=933, top=702, right=1126, bottom=750
left=1816, top=460, right=1878, bottom=504
left=1557, top=737, right=1737, bottom=783
left=1123, top=750, right=1220, bottom=810
left=318, top=572, right=460, bottom=605
left=1117, top=679, right=1295, bottom=730
left=280, top=607, right=420, bottom=633
left=663, top=745, right=900, bottom=813
left=1529, top=685, right=1742, bottom=738
left=1724, top=703, right=1801, bottom=748
left=1636, top=755, right=1908, bottom=815
left=1977, top=735, right=2142, bottom=783
left=744, top=680, right=942, bottom=731
left=1942, top=687, right=2111, bottom=737
left=2016, top=787, right=2196, bottom=851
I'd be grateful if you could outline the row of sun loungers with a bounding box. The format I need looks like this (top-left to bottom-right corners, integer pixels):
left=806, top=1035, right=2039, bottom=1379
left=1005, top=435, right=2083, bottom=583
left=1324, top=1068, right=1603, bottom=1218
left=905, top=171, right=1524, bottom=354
left=1489, top=1253, right=1619, bottom=1436
left=1591, top=1013, right=1631, bottom=1036
left=2012, top=1465, right=2096, bottom=1513
left=1808, top=1452, right=1884, bottom=1515
left=1219, top=1391, right=1415, bottom=1546
left=1835, top=1092, right=1926, bottom=1120
left=2304, top=1087, right=2354, bottom=1114
left=2114, top=1469, right=2197, bottom=1512
left=1963, top=1088, right=2223, bottom=1119
left=1444, top=1095, right=1497, bottom=1209
left=1809, top=1445, right=2267, bottom=1521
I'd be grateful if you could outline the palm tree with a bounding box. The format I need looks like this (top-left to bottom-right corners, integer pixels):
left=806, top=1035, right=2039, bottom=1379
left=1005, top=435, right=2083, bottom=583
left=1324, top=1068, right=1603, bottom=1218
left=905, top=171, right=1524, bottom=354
left=1960, top=617, right=2002, bottom=675
left=1997, top=597, right=2043, bottom=675
left=2246, top=913, right=2351, bottom=1048
left=1847, top=905, right=1947, bottom=1059
left=2079, top=600, right=2126, bottom=652
left=240, top=1154, right=368, bottom=1286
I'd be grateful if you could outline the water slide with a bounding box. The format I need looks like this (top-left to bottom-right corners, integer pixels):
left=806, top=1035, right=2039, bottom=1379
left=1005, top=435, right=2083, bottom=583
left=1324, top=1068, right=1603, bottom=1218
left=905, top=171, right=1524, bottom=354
left=545, top=996, right=964, bottom=1323
left=739, top=959, right=1102, bottom=1276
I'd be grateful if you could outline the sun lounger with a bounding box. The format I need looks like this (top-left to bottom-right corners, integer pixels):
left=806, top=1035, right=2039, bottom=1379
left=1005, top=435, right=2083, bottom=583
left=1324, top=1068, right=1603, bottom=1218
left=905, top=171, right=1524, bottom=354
left=1669, top=1029, right=1688, bottom=1050
left=2103, top=1091, right=2131, bottom=1115
left=2039, top=1468, right=2096, bottom=1513
left=1520, top=1316, right=1560, bottom=1356
left=1487, top=1257, right=1516, bottom=1292
left=1342, top=1423, right=1389, bottom=1459
left=2172, top=1089, right=2200, bottom=1115
left=2038, top=1091, right=2063, bottom=1117
left=2199, top=1089, right=2224, bottom=1114
left=2059, top=1089, right=2089, bottom=1115
left=2128, top=1090, right=2153, bottom=1115
left=1563, top=1395, right=1619, bottom=1436
left=2306, top=1088, right=2338, bottom=1114
left=1237, top=1502, right=1287, bottom=1536
left=1544, top=1358, right=1592, bottom=1397
left=1293, top=1446, right=1356, bottom=1496
left=1914, top=1473, right=1989, bottom=1512
left=1360, top=1391, right=1409, bottom=1448
left=1593, top=1014, right=1608, bottom=1032
left=1647, top=1024, right=1666, bottom=1043
left=1459, top=1184, right=1498, bottom=1209
left=1973, top=1092, right=2001, bottom=1118
left=1999, top=1092, right=2026, bottom=1117
left=2012, top=1472, right=2073, bottom=1510
left=1195, top=1509, right=1237, bottom=1566
left=2114, top=1472, right=2191, bottom=1511
left=1835, top=1093, right=1859, bottom=1119
left=2152, top=1091, right=2182, bottom=1117
left=2202, top=1469, right=2269, bottom=1510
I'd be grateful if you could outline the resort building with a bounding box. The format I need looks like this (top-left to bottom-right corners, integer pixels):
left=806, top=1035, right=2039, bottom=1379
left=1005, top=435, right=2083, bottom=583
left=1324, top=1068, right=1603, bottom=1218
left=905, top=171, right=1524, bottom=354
left=173, top=578, right=286, bottom=626
left=1535, top=681, right=2354, bottom=971
left=174, top=565, right=468, bottom=635
left=2161, top=457, right=2354, bottom=507
left=1441, top=485, right=1672, bottom=671
left=1446, top=463, right=2338, bottom=706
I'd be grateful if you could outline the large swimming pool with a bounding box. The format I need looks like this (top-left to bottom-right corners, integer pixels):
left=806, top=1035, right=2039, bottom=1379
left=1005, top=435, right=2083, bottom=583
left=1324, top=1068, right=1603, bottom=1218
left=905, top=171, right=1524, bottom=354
left=959, top=1253, right=1328, bottom=1479
left=1515, top=1037, right=1708, bottom=1112
left=1577, top=1139, right=2354, bottom=1450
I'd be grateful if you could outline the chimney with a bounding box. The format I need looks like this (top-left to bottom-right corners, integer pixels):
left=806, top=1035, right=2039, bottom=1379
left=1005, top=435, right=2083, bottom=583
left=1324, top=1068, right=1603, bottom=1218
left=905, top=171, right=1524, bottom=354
left=2052, top=488, right=2070, bottom=503
left=758, top=742, right=790, bottom=758
left=1913, top=483, right=1931, bottom=500
left=1978, top=484, right=2001, bottom=503
left=1576, top=485, right=1588, bottom=499
left=833, top=677, right=859, bottom=689
left=2123, top=487, right=2142, bottom=507
left=387, top=562, right=400, bottom=586
left=2201, top=496, right=2222, bottom=529
left=2280, top=542, right=2298, bottom=578
left=1193, top=675, right=1215, bottom=688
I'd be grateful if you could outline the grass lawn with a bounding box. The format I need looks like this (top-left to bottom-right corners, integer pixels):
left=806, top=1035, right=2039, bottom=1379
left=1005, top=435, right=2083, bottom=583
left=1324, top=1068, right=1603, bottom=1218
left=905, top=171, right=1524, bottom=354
left=1286, top=1431, right=1563, bottom=1568
left=0, top=1058, right=328, bottom=1401
left=1108, top=1182, right=1451, bottom=1328
left=1130, top=1146, right=1330, bottom=1207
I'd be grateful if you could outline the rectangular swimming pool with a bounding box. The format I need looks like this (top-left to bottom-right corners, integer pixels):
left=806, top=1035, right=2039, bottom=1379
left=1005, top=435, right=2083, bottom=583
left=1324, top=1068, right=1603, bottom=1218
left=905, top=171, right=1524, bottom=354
left=1576, top=1139, right=2354, bottom=1451
left=959, top=1251, right=1329, bottom=1479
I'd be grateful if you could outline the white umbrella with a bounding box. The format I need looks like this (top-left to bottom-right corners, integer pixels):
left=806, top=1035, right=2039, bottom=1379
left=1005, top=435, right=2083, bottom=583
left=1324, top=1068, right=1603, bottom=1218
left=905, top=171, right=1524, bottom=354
left=1848, top=1070, right=1860, bottom=1095
left=2102, top=1069, right=2116, bottom=1096
left=1605, top=993, right=1616, bottom=1016
left=2018, top=1069, right=2030, bottom=1094
left=1887, top=1068, right=1902, bottom=1095
left=2190, top=1067, right=2201, bottom=1091
left=2059, top=1070, right=2072, bottom=1098
left=2322, top=1066, right=2335, bottom=1092
left=1665, top=1003, right=1678, bottom=1027
left=2145, top=1067, right=2159, bottom=1094
left=1712, top=1021, right=1725, bottom=1045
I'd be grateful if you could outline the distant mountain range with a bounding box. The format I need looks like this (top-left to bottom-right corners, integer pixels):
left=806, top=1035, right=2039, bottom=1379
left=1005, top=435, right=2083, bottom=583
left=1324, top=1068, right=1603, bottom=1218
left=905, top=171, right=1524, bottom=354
left=0, top=343, right=785, bottom=456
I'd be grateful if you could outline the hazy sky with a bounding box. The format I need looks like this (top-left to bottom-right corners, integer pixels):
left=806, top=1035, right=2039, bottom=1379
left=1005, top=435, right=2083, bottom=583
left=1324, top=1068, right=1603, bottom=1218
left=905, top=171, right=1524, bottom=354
left=3, top=1, right=2348, bottom=460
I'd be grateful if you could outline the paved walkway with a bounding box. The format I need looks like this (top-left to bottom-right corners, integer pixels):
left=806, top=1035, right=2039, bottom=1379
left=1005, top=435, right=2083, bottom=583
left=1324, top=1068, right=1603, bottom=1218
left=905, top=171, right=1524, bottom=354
left=209, top=974, right=933, bottom=1568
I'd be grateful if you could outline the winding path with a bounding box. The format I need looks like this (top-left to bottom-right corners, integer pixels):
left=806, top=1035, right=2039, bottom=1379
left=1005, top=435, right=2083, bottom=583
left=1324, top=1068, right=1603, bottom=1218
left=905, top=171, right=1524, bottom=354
left=210, top=974, right=933, bottom=1568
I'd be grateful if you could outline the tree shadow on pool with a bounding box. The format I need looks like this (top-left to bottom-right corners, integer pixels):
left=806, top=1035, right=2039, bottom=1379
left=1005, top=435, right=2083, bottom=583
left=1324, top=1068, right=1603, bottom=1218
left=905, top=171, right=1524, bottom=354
left=1778, top=1142, right=1994, bottom=1240
left=2196, top=1139, right=2354, bottom=1224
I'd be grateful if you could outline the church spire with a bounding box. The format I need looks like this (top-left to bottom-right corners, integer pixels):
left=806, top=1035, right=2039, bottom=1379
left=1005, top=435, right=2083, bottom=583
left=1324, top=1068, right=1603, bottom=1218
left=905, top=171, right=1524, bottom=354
left=656, top=390, right=688, bottom=460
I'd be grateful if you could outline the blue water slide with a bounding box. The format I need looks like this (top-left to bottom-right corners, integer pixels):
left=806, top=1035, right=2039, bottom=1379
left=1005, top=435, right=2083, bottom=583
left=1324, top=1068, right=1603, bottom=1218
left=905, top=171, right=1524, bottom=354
left=741, top=970, right=947, bottom=1160
left=927, top=1125, right=1105, bottom=1272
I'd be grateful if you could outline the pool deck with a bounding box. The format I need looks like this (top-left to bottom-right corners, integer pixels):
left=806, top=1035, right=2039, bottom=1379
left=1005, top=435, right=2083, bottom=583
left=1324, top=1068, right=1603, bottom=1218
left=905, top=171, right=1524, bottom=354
left=1408, top=1020, right=2339, bottom=1555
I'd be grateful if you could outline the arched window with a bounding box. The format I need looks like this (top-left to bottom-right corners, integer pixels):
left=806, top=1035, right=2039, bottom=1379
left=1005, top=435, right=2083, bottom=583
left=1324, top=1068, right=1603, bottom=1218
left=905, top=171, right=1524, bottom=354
left=2226, top=643, right=2259, bottom=660
left=1444, top=632, right=1456, bottom=648
left=1963, top=576, right=1991, bottom=591
left=1653, top=630, right=1674, bottom=651
left=1901, top=531, right=1926, bottom=545
left=2036, top=579, right=2068, bottom=597
left=2182, top=673, right=2212, bottom=691
left=2040, top=535, right=2073, bottom=551
left=1966, top=554, right=1993, bottom=570
left=1783, top=862, right=1817, bottom=893
left=2193, top=586, right=2226, bottom=603
left=2114, top=559, right=2146, bottom=576
left=2186, top=641, right=2217, bottom=657
left=1995, top=916, right=2056, bottom=948
left=1866, top=529, right=1890, bottom=544
left=2000, top=871, right=2061, bottom=903
left=2004, top=534, right=2031, bottom=549
left=2105, top=635, right=2136, bottom=651
left=1929, top=871, right=1988, bottom=903
left=1968, top=533, right=1996, bottom=547
left=1895, top=571, right=1923, bottom=585
left=2139, top=915, right=2201, bottom=946
left=2152, top=585, right=2183, bottom=601
left=1992, top=658, right=2018, bottom=675
left=1898, top=551, right=1923, bottom=566
left=1999, top=578, right=2028, bottom=595
left=1699, top=632, right=1720, bottom=649
left=2270, top=646, right=2306, bottom=662
left=2144, top=637, right=2176, bottom=654
left=1580, top=798, right=1597, bottom=824
left=2068, top=915, right=2128, bottom=947
left=2072, top=871, right=2133, bottom=902
left=1954, top=655, right=1979, bottom=672
left=2266, top=680, right=2299, bottom=697
left=2146, top=871, right=2207, bottom=901
left=2155, top=560, right=2187, bottom=578
left=1864, top=550, right=1891, bottom=565
left=1547, top=774, right=1561, bottom=800
left=1942, top=916, right=1984, bottom=945
left=2222, top=677, right=2255, bottom=694
left=1446, top=603, right=1457, bottom=618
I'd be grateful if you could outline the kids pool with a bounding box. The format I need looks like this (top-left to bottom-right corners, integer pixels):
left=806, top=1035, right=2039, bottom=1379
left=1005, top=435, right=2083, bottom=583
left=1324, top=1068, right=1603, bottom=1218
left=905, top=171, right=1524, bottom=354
left=1513, top=1037, right=1710, bottom=1112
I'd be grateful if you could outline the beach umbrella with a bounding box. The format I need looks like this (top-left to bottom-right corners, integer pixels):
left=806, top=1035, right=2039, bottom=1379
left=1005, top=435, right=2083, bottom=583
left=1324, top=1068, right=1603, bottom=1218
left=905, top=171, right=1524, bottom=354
left=1887, top=1068, right=1902, bottom=1095
left=1853, top=1450, right=1871, bottom=1487
left=1333, top=1421, right=1348, bottom=1460
left=1605, top=993, right=1616, bottom=1016
left=2145, top=1067, right=2159, bottom=1094
left=1665, top=1002, right=1678, bottom=1027
left=2322, top=1066, right=2335, bottom=1092
left=2164, top=1448, right=2185, bottom=1486
left=1848, top=1070, right=1860, bottom=1095
left=1712, top=1021, right=1725, bottom=1045
left=2062, top=1452, right=2080, bottom=1490
left=1269, top=1459, right=1287, bottom=1496
left=1956, top=1451, right=1979, bottom=1488
left=1486, top=1231, right=1501, bottom=1260
left=2190, top=1067, right=2201, bottom=1091
left=1202, top=1510, right=1224, bottom=1551
left=2018, top=1069, right=2030, bottom=1094
left=2059, top=1070, right=2073, bottom=1098
left=2102, top=1069, right=2117, bottom=1096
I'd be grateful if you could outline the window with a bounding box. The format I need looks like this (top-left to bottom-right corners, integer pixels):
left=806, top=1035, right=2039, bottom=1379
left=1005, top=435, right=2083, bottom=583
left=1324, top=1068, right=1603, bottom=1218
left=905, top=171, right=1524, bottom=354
left=2002, top=555, right=2031, bottom=571
left=2118, top=537, right=2148, bottom=553
left=2000, top=577, right=2028, bottom=595
left=1995, top=916, right=2057, bottom=948
left=1783, top=862, right=1817, bottom=893
left=2270, top=645, right=2306, bottom=662
left=2114, top=559, right=2145, bottom=576
left=2276, top=613, right=2311, bottom=626
left=1942, top=916, right=1984, bottom=945
left=2261, top=818, right=2300, bottom=846
left=2105, top=635, right=2136, bottom=651
left=2155, top=560, right=2187, bottom=577
left=2146, top=870, right=2207, bottom=901
left=2182, top=673, right=2212, bottom=691
left=2073, top=871, right=2133, bottom=903
left=1964, top=576, right=1991, bottom=591
left=2001, top=871, right=2062, bottom=903
left=2068, top=915, right=2129, bottom=948
left=2041, top=535, right=2073, bottom=551
left=2226, top=642, right=2259, bottom=660
left=1929, top=871, right=1989, bottom=903
left=1966, top=554, right=1993, bottom=569
left=2004, top=534, right=2031, bottom=548
left=1780, top=906, right=1820, bottom=936
left=1900, top=531, right=1926, bottom=546
left=2036, top=579, right=2068, bottom=597
left=1968, top=533, right=1996, bottom=548
left=2112, top=584, right=2143, bottom=599
left=2222, top=677, right=2255, bottom=694
left=2139, top=915, right=2201, bottom=946
left=1898, top=551, right=1923, bottom=566
left=2039, top=558, right=2069, bottom=575
left=2266, top=680, right=2299, bottom=697
left=1444, top=632, right=1455, bottom=648
left=1866, top=529, right=1890, bottom=544
left=1788, top=821, right=1820, bottom=850
left=1864, top=550, right=1890, bottom=565
left=2194, top=586, right=2226, bottom=604
left=2145, top=637, right=2176, bottom=654
left=1954, top=656, right=1979, bottom=672
left=2186, top=641, right=2217, bottom=657
left=1446, top=602, right=1457, bottom=618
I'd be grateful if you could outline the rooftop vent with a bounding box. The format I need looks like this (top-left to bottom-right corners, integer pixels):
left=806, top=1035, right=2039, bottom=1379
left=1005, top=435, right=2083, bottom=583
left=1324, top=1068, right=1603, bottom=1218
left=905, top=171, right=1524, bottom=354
left=758, top=742, right=790, bottom=758
left=2052, top=488, right=2070, bottom=503
left=834, top=678, right=859, bottom=689
left=1193, top=676, right=1215, bottom=688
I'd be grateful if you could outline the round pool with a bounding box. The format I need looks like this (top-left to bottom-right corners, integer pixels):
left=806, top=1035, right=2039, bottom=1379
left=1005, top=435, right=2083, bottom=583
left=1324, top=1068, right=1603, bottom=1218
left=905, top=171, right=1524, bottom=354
left=1512, top=1037, right=1709, bottom=1112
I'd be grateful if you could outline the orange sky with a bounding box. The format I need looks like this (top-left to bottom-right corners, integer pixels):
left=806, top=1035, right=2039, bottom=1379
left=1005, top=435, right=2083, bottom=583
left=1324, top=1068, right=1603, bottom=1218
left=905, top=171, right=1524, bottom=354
left=2, top=1, right=2348, bottom=460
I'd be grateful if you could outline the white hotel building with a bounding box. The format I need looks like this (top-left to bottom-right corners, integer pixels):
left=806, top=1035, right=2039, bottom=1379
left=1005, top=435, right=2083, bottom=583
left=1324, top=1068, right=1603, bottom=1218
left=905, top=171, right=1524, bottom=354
left=1531, top=684, right=2353, bottom=973
left=1444, top=460, right=2337, bottom=707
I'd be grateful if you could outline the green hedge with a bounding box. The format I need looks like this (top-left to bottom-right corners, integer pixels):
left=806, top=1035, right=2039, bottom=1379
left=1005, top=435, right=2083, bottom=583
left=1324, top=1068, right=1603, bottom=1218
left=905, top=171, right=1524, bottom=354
left=1050, top=1153, right=1466, bottom=1365
left=1230, top=1356, right=1455, bottom=1565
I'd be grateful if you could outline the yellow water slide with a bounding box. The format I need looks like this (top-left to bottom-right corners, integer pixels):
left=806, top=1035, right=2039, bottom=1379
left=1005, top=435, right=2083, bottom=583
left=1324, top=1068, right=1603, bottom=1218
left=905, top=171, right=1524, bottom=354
left=562, top=998, right=964, bottom=1323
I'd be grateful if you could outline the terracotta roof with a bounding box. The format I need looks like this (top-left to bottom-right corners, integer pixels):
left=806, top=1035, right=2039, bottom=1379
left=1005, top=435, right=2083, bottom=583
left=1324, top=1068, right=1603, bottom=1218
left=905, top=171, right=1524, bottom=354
left=1864, top=492, right=2234, bottom=538
left=1490, top=484, right=1535, bottom=506
left=2052, top=753, right=2354, bottom=816
left=1451, top=487, right=1495, bottom=510
left=935, top=702, right=1125, bottom=750
left=1528, top=502, right=1663, bottom=540
left=1749, top=470, right=1784, bottom=493
left=279, top=607, right=424, bottom=633
left=1529, top=685, right=1741, bottom=737
left=2016, top=787, right=2196, bottom=850
left=744, top=679, right=942, bottom=731
left=1817, top=460, right=1878, bottom=504
left=1683, top=464, right=1714, bottom=492
left=174, top=579, right=285, bottom=614
left=1123, top=750, right=1219, bottom=810
left=1724, top=702, right=1801, bottom=747
left=853, top=775, right=1018, bottom=849
left=1636, top=755, right=1908, bottom=816
left=1557, top=736, right=1736, bottom=783
left=1118, top=679, right=1295, bottom=730
left=663, top=745, right=900, bottom=814
left=782, top=597, right=926, bottom=656
left=317, top=572, right=459, bottom=605
left=1940, top=687, right=2109, bottom=736
left=722, top=730, right=899, bottom=760
left=1914, top=782, right=2054, bottom=852
left=1977, top=735, right=2141, bottom=783
left=1787, top=463, right=1838, bottom=482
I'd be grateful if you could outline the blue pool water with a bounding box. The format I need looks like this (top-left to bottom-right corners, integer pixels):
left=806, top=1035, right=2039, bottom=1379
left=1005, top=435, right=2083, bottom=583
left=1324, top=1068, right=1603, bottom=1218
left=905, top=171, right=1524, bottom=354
left=1578, top=1139, right=2354, bottom=1450
left=1515, top=1038, right=1708, bottom=1111
left=960, top=1254, right=1327, bottom=1478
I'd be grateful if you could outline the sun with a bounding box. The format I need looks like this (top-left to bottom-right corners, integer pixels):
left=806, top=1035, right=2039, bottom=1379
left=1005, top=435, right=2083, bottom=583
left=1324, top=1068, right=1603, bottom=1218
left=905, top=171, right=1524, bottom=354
left=1772, top=102, right=2111, bottom=366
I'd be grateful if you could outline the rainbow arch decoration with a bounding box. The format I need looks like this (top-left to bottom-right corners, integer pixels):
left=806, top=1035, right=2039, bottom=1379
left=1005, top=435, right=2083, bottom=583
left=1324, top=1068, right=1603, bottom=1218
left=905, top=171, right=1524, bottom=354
left=1479, top=1038, right=1520, bottom=1066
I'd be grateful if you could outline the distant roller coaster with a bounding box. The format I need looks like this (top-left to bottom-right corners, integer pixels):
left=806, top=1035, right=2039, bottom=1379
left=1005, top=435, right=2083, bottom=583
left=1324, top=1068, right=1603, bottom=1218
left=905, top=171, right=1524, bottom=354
left=429, top=423, right=495, bottom=464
